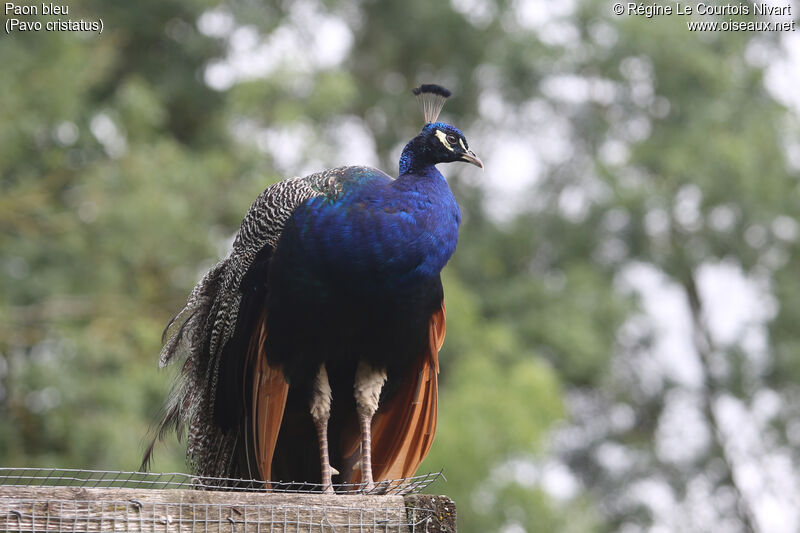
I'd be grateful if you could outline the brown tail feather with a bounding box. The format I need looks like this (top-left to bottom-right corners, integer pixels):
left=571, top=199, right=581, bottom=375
left=249, top=310, right=289, bottom=482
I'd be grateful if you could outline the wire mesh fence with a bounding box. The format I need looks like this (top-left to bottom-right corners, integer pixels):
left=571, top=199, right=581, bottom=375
left=0, top=469, right=450, bottom=532
left=0, top=467, right=443, bottom=495
left=0, top=496, right=436, bottom=532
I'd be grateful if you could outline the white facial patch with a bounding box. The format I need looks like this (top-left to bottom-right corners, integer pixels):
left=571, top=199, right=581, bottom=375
left=434, top=129, right=455, bottom=152
left=458, top=138, right=467, bottom=151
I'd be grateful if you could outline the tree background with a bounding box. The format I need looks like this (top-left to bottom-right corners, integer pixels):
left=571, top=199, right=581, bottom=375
left=1, top=1, right=799, bottom=531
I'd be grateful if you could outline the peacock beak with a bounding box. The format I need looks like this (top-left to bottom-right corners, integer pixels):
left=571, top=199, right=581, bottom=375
left=460, top=150, right=484, bottom=169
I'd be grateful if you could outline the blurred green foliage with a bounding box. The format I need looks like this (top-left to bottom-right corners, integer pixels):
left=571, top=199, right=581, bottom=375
left=1, top=1, right=799, bottom=532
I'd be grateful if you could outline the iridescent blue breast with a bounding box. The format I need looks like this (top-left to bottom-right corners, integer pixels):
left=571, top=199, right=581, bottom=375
left=280, top=165, right=460, bottom=292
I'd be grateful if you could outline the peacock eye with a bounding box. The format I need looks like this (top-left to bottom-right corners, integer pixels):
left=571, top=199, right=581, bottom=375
left=445, top=134, right=458, bottom=145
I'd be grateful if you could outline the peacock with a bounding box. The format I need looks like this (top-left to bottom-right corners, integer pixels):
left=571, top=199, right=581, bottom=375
left=143, top=84, right=482, bottom=493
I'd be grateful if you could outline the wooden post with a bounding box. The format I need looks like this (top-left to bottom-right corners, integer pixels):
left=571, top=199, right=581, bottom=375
left=0, top=485, right=456, bottom=532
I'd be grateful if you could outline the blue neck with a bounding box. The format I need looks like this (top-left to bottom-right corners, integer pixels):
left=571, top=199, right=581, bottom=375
left=399, top=136, right=435, bottom=175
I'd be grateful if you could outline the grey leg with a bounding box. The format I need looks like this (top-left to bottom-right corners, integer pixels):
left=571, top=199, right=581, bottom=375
left=310, top=364, right=337, bottom=494
left=353, top=360, right=387, bottom=492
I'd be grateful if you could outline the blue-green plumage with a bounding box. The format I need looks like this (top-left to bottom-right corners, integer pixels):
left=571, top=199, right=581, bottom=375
left=291, top=165, right=460, bottom=286
left=266, top=161, right=460, bottom=373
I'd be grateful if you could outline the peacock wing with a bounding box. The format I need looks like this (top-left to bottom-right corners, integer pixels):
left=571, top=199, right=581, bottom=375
left=144, top=165, right=394, bottom=480
left=144, top=172, right=334, bottom=478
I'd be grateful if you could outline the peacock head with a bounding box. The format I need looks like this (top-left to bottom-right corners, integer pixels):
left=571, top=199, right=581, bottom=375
left=399, top=84, right=483, bottom=174
left=416, top=121, right=483, bottom=169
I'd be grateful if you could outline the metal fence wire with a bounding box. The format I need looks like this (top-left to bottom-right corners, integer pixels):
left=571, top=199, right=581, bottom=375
left=0, top=469, right=445, bottom=532
left=0, top=468, right=442, bottom=495
left=1, top=497, right=436, bottom=532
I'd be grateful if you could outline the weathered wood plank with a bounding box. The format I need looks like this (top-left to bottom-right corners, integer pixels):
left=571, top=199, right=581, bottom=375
left=0, top=486, right=450, bottom=532
left=405, top=494, right=456, bottom=533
